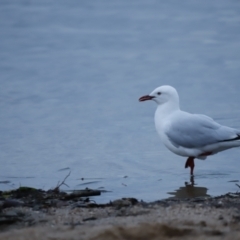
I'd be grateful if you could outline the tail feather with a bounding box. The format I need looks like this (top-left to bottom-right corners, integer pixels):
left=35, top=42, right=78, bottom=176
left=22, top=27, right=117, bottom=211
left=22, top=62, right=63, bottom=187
left=219, top=134, right=240, bottom=143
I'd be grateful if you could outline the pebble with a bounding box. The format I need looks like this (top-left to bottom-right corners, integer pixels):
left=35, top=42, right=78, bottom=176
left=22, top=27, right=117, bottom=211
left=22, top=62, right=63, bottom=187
left=2, top=199, right=24, bottom=208
left=4, top=210, right=18, bottom=217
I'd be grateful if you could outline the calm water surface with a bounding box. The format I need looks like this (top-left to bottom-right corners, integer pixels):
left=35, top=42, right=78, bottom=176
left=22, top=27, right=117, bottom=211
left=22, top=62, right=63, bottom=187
left=1, top=0, right=240, bottom=202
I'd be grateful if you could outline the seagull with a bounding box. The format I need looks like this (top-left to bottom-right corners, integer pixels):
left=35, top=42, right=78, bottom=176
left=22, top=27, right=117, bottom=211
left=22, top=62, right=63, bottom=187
left=139, top=85, right=240, bottom=175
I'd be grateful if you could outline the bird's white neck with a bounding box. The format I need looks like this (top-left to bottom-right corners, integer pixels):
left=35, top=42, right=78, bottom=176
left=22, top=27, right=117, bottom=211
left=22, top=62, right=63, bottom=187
left=154, top=100, right=180, bottom=133
left=155, top=100, right=180, bottom=118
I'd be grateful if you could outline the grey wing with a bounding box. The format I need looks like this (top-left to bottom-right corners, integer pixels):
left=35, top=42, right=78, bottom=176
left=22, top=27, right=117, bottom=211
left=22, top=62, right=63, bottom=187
left=165, top=113, right=240, bottom=149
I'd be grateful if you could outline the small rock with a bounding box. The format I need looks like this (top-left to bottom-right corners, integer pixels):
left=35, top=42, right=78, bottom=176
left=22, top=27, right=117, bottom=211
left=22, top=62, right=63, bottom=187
left=222, top=221, right=228, bottom=226
left=4, top=210, right=18, bottom=217
left=191, top=197, right=205, bottom=202
left=0, top=216, right=19, bottom=224
left=82, top=217, right=97, bottom=222
left=112, top=199, right=132, bottom=208
left=112, top=198, right=138, bottom=209
left=199, top=221, right=207, bottom=227
left=232, top=215, right=240, bottom=222
left=2, top=199, right=24, bottom=208
left=32, top=205, right=41, bottom=211
left=214, top=201, right=223, bottom=208
left=56, top=200, right=68, bottom=208
left=218, top=215, right=224, bottom=220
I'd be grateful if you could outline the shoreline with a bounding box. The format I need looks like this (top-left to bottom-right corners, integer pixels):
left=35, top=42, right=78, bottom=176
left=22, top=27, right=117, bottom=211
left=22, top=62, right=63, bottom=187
left=0, top=188, right=240, bottom=239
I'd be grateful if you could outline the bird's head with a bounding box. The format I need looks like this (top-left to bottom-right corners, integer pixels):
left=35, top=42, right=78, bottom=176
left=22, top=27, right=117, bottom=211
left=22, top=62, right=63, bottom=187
left=139, top=85, right=179, bottom=106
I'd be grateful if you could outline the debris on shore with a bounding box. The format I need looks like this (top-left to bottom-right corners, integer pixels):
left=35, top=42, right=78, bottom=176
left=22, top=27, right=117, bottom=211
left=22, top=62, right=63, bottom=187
left=1, top=173, right=240, bottom=240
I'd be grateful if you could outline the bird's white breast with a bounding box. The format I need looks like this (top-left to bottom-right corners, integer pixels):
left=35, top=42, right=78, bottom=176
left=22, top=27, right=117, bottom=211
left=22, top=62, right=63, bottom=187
left=154, top=108, right=202, bottom=157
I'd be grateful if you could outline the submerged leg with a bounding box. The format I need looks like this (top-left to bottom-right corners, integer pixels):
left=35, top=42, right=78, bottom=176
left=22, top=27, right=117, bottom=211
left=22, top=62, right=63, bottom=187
left=185, top=157, right=195, bottom=175
left=190, top=175, right=194, bottom=185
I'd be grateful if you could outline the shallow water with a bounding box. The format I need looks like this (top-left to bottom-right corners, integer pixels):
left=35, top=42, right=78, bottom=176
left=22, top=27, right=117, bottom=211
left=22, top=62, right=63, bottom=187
left=1, top=0, right=240, bottom=202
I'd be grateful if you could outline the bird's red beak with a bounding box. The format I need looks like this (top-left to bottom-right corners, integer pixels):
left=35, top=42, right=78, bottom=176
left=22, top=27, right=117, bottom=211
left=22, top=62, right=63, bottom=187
left=139, top=95, right=155, bottom=102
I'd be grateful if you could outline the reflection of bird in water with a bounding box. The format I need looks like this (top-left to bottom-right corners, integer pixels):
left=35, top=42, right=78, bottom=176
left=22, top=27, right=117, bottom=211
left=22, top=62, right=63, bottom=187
left=168, top=176, right=210, bottom=198
left=139, top=85, right=240, bottom=175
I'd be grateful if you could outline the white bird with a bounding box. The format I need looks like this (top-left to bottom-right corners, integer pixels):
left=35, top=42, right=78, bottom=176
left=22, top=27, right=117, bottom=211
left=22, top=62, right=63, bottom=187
left=139, top=85, right=240, bottom=175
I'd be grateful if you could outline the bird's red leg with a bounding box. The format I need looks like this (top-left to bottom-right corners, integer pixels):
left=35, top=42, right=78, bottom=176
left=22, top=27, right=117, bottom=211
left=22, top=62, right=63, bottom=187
left=185, top=157, right=195, bottom=175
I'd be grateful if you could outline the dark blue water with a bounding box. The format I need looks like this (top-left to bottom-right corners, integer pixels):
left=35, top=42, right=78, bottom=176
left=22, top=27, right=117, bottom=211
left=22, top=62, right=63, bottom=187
left=1, top=0, right=240, bottom=202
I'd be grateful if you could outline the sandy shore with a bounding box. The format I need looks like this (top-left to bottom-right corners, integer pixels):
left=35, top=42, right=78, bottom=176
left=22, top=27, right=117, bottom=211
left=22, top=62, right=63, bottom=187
left=1, top=193, right=240, bottom=240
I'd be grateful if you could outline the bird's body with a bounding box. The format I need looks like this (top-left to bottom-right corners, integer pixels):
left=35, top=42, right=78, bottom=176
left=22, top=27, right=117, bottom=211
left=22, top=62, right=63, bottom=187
left=139, top=85, right=240, bottom=175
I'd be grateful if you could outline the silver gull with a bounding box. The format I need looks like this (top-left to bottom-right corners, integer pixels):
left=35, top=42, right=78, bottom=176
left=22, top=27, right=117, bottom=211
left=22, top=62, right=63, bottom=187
left=139, top=85, right=240, bottom=175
